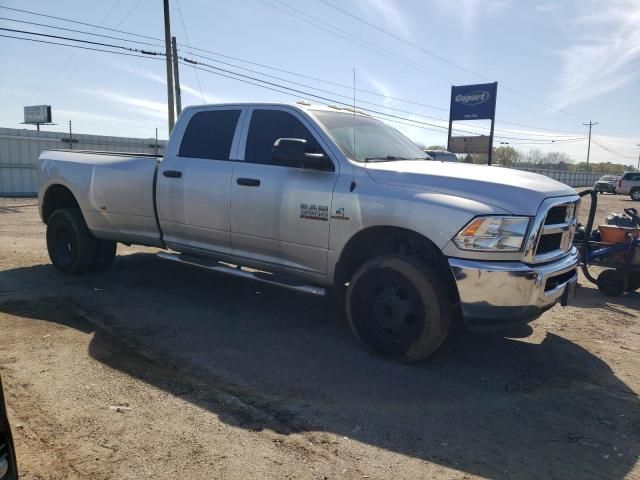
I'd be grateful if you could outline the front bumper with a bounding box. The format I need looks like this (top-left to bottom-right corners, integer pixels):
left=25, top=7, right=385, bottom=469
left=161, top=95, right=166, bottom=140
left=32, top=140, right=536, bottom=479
left=448, top=247, right=578, bottom=330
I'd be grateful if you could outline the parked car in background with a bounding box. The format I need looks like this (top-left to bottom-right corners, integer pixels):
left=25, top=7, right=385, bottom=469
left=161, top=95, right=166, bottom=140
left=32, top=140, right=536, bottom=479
left=424, top=149, right=459, bottom=162
left=0, top=376, right=17, bottom=480
left=593, top=175, right=618, bottom=194
left=615, top=171, right=640, bottom=200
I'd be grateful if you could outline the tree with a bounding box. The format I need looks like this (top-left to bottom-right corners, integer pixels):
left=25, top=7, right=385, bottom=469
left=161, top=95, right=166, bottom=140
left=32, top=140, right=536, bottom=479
left=426, top=145, right=446, bottom=150
left=492, top=146, right=520, bottom=166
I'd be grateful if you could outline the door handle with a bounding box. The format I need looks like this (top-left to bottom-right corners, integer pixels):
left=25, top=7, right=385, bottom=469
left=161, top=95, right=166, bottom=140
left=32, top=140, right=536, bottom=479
left=163, top=170, right=182, bottom=178
left=236, top=178, right=260, bottom=187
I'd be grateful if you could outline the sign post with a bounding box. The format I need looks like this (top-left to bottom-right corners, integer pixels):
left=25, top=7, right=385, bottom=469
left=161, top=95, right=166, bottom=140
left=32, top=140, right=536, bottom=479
left=447, top=82, right=498, bottom=164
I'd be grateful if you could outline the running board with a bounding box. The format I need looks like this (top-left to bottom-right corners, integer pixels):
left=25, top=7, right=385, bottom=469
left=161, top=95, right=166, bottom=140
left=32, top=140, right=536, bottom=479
left=156, top=252, right=326, bottom=297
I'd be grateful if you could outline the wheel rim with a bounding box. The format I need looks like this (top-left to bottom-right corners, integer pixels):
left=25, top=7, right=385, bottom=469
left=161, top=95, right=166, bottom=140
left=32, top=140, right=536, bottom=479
left=363, top=272, right=422, bottom=341
left=633, top=191, right=640, bottom=201
left=53, top=224, right=75, bottom=268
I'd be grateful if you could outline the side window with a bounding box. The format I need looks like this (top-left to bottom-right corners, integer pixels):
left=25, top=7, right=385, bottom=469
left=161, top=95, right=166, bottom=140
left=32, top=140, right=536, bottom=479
left=244, top=110, right=325, bottom=167
left=179, top=110, right=241, bottom=160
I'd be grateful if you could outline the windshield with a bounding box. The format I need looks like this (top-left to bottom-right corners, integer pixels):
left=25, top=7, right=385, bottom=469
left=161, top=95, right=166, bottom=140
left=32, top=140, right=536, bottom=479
left=312, top=110, right=428, bottom=162
left=599, top=175, right=616, bottom=181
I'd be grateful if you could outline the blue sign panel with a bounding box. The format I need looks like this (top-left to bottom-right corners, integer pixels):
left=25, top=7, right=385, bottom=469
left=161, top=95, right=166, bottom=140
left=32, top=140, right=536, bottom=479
left=450, top=82, right=497, bottom=121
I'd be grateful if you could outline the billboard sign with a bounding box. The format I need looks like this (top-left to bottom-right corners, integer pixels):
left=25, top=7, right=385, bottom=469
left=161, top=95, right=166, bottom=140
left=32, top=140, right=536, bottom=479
left=450, top=83, right=497, bottom=121
left=449, top=135, right=491, bottom=154
left=24, top=105, right=52, bottom=124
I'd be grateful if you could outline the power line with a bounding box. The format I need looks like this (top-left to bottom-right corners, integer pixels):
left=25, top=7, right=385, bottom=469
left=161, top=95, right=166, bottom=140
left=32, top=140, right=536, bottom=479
left=174, top=0, right=205, bottom=103
left=174, top=49, right=583, bottom=139
left=592, top=138, right=635, bottom=160
left=498, top=138, right=586, bottom=145
left=315, top=0, right=583, bottom=120
left=179, top=57, right=586, bottom=142
left=0, top=33, right=165, bottom=60
left=35, top=0, right=123, bottom=96
left=0, top=4, right=160, bottom=42
left=0, top=27, right=163, bottom=55
left=2, top=26, right=586, bottom=143
left=0, top=4, right=590, bottom=137
left=43, top=0, right=145, bottom=96
left=0, top=25, right=584, bottom=143
left=593, top=136, right=637, bottom=157
left=0, top=16, right=164, bottom=48
left=258, top=0, right=455, bottom=84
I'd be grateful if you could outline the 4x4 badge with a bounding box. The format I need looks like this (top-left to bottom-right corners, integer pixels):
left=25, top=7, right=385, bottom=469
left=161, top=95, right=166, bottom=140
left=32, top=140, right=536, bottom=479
left=331, top=207, right=349, bottom=220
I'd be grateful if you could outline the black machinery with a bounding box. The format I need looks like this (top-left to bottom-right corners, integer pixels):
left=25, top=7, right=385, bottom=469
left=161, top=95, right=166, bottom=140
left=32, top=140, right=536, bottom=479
left=575, top=189, right=640, bottom=297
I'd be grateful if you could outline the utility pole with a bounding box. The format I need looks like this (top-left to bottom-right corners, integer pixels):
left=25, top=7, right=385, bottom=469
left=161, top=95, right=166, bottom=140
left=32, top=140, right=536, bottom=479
left=155, top=127, right=159, bottom=156
left=68, top=120, right=73, bottom=150
left=171, top=36, right=182, bottom=117
left=583, top=120, right=598, bottom=171
left=163, top=0, right=175, bottom=133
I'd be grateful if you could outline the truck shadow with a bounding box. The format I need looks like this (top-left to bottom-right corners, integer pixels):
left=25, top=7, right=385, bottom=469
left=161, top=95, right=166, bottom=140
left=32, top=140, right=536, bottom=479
left=1, top=252, right=639, bottom=479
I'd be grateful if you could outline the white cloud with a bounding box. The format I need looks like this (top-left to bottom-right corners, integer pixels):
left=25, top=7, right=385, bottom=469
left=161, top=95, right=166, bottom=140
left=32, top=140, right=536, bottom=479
left=81, top=88, right=168, bottom=120
left=359, top=71, right=394, bottom=107
left=436, top=0, right=512, bottom=31
left=550, top=2, right=640, bottom=110
left=355, top=0, right=408, bottom=32
left=101, top=58, right=219, bottom=103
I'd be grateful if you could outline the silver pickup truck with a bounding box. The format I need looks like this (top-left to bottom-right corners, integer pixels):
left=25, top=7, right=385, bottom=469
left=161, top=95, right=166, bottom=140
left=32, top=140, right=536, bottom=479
left=38, top=102, right=579, bottom=361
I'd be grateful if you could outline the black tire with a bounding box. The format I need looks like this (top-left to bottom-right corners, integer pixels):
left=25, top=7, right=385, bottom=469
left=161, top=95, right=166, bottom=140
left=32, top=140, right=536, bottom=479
left=631, top=189, right=640, bottom=201
left=596, top=269, right=626, bottom=297
left=90, top=239, right=117, bottom=272
left=46, top=208, right=97, bottom=275
left=626, top=272, right=640, bottom=292
left=346, top=255, right=452, bottom=362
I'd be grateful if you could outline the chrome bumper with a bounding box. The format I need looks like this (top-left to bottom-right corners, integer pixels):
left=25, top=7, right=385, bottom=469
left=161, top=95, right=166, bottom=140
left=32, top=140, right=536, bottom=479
left=448, top=247, right=579, bottom=329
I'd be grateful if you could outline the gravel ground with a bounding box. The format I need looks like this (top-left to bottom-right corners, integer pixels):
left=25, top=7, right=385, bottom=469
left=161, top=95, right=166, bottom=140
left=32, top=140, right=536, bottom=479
left=0, top=192, right=638, bottom=480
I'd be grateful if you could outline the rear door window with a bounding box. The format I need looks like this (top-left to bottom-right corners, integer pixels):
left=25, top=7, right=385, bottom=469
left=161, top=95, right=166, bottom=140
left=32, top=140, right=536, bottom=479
left=179, top=110, right=241, bottom=160
left=244, top=109, right=326, bottom=168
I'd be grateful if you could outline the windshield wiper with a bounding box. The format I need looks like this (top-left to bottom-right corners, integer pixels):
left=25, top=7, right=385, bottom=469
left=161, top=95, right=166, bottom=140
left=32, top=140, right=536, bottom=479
left=364, top=156, right=428, bottom=162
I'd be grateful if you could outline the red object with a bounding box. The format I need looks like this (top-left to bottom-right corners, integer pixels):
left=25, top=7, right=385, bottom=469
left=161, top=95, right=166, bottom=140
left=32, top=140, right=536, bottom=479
left=599, top=225, right=640, bottom=243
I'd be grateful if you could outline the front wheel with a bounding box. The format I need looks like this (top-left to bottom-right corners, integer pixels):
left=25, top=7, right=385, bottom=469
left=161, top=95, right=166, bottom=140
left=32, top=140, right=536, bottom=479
left=46, top=208, right=97, bottom=274
left=346, top=255, right=452, bottom=362
left=631, top=189, right=640, bottom=201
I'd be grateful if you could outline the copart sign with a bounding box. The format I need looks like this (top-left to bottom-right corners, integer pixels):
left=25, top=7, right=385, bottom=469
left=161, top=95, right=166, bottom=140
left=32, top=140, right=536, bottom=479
left=450, top=83, right=497, bottom=121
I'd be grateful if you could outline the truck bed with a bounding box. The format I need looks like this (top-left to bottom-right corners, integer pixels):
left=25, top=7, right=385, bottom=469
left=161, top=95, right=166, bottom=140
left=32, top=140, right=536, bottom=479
left=39, top=149, right=164, bottom=247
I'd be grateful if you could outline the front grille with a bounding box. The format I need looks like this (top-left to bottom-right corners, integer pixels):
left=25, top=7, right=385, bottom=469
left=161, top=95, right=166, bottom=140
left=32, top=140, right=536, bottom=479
left=537, top=233, right=563, bottom=254
left=544, top=206, right=568, bottom=225
left=527, top=198, right=579, bottom=263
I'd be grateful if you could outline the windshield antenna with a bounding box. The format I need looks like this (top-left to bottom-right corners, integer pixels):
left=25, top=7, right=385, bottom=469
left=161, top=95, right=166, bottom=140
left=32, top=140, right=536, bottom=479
left=350, top=68, right=357, bottom=192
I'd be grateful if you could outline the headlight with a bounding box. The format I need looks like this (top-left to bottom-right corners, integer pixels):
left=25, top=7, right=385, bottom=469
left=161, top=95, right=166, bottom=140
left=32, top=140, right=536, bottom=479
left=454, top=216, right=530, bottom=252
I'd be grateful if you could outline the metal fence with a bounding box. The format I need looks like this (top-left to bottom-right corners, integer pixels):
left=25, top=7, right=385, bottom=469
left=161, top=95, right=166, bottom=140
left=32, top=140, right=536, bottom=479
left=0, top=127, right=167, bottom=197
left=508, top=166, right=601, bottom=188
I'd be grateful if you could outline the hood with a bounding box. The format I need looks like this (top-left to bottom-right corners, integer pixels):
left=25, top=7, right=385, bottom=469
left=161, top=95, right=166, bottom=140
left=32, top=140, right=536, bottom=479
left=365, top=161, right=576, bottom=215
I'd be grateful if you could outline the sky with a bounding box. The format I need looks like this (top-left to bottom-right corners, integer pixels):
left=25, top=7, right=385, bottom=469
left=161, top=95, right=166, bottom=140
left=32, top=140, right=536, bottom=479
left=0, top=0, right=638, bottom=166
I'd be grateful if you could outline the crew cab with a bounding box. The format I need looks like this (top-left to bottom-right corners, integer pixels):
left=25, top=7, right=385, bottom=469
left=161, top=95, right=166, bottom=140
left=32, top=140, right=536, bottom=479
left=38, top=103, right=579, bottom=361
left=615, top=171, right=640, bottom=200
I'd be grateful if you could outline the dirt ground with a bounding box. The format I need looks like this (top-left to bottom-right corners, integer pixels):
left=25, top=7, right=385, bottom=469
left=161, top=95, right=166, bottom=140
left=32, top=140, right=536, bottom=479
left=0, top=192, right=638, bottom=480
